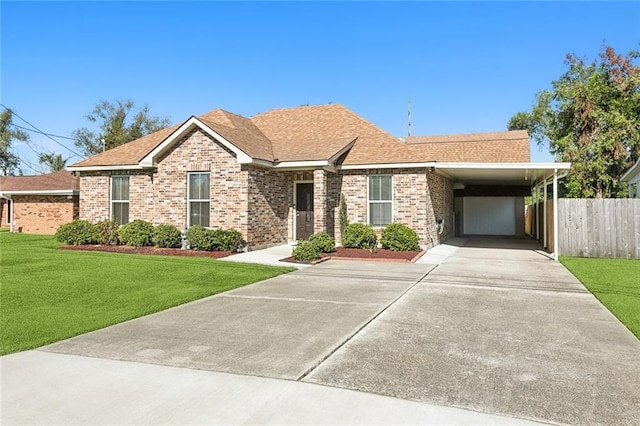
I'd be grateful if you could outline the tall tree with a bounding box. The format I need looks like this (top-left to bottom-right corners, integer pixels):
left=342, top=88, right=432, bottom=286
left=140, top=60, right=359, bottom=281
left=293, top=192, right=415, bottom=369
left=38, top=153, right=67, bottom=172
left=509, top=46, right=640, bottom=198
left=0, top=108, right=28, bottom=176
left=72, top=99, right=170, bottom=157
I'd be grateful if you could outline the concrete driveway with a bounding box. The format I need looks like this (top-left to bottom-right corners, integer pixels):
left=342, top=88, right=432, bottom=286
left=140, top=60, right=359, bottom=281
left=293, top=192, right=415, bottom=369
left=3, top=237, right=640, bottom=424
left=40, top=261, right=436, bottom=380
left=305, top=238, right=640, bottom=424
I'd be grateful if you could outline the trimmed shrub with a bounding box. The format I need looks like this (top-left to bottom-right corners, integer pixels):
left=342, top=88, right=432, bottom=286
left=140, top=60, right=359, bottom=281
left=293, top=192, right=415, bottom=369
left=55, top=220, right=97, bottom=245
left=94, top=220, right=120, bottom=245
left=292, top=240, right=320, bottom=262
left=153, top=224, right=182, bottom=248
left=186, top=225, right=216, bottom=251
left=338, top=193, right=348, bottom=239
left=380, top=223, right=420, bottom=251
left=118, top=219, right=154, bottom=247
left=308, top=232, right=335, bottom=253
left=212, top=228, right=246, bottom=252
left=342, top=223, right=377, bottom=249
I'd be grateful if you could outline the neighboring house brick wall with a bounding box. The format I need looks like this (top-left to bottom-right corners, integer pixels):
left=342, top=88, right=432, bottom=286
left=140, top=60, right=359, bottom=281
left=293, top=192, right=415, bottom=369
left=9, top=194, right=78, bottom=234
left=0, top=199, right=8, bottom=226
left=246, top=167, right=292, bottom=248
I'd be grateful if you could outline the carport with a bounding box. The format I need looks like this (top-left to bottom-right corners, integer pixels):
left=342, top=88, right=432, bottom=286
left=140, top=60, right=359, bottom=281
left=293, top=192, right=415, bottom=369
left=432, top=162, right=571, bottom=260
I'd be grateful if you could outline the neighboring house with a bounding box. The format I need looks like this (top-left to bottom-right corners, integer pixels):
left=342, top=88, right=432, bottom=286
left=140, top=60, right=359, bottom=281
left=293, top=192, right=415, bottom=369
left=67, top=104, right=569, bottom=250
left=0, top=170, right=80, bottom=234
left=621, top=159, right=640, bottom=198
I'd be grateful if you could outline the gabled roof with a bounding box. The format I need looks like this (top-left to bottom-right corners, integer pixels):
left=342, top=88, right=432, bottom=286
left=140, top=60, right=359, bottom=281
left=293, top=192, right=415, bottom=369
left=405, top=131, right=530, bottom=163
left=0, top=170, right=79, bottom=195
left=68, top=105, right=531, bottom=170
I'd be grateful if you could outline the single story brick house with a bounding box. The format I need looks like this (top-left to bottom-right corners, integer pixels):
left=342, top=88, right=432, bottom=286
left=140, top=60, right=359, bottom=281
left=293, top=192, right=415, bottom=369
left=0, top=170, right=80, bottom=234
left=68, top=104, right=570, bottom=251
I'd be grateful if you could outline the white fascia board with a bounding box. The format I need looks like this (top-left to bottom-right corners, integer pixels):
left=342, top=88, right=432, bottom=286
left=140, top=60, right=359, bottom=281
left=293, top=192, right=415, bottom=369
left=139, top=117, right=254, bottom=167
left=328, top=140, right=357, bottom=164
left=432, top=162, right=572, bottom=170
left=273, top=160, right=330, bottom=169
left=0, top=190, right=78, bottom=196
left=66, top=165, right=147, bottom=172
left=339, top=162, right=435, bottom=170
left=621, top=160, right=640, bottom=182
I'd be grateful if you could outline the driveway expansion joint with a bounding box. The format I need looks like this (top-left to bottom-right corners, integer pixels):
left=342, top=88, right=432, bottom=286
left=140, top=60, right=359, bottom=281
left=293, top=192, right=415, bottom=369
left=295, top=268, right=435, bottom=382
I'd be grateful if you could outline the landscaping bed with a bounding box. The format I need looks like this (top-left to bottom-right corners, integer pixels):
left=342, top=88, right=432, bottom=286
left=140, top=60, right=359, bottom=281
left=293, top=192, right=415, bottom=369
left=281, top=247, right=425, bottom=264
left=60, top=244, right=233, bottom=258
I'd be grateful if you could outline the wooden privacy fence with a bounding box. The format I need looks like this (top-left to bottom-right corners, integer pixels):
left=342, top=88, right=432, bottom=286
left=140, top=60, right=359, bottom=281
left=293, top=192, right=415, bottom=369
left=526, top=199, right=640, bottom=258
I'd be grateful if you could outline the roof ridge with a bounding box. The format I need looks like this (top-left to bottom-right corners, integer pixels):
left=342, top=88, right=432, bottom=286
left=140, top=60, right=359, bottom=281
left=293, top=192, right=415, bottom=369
left=252, top=103, right=345, bottom=119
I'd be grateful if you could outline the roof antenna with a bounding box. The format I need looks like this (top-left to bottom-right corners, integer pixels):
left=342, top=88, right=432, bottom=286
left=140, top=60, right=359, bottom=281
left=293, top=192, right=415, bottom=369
left=407, top=99, right=412, bottom=137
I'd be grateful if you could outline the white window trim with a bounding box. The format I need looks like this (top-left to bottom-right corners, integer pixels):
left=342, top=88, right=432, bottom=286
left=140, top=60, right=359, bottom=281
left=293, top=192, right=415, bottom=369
left=367, top=174, right=393, bottom=228
left=110, top=175, right=130, bottom=224
left=187, top=172, right=211, bottom=228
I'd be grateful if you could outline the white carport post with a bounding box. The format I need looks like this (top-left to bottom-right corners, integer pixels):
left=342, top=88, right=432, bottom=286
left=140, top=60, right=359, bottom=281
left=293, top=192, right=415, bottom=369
left=553, top=168, right=559, bottom=261
left=543, top=181, right=548, bottom=249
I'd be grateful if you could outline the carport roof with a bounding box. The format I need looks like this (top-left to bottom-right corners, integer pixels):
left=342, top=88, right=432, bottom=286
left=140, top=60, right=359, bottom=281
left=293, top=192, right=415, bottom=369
left=432, top=162, right=571, bottom=186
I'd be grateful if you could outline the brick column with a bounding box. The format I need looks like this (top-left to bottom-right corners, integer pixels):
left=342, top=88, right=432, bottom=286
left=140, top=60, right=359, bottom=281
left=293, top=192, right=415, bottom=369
left=313, top=169, right=327, bottom=234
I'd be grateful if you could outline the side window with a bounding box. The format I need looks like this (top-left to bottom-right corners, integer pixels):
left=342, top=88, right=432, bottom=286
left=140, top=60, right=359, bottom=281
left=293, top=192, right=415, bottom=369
left=111, top=176, right=129, bottom=225
left=188, top=172, right=210, bottom=227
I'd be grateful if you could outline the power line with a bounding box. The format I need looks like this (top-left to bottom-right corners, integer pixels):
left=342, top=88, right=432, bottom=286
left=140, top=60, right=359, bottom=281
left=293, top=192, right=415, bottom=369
left=11, top=123, right=78, bottom=141
left=0, top=104, right=84, bottom=158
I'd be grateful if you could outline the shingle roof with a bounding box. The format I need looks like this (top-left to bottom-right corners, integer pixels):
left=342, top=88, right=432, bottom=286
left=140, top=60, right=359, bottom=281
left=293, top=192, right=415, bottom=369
left=405, top=130, right=530, bottom=163
left=70, top=124, right=180, bottom=167
left=68, top=106, right=530, bottom=169
left=199, top=109, right=275, bottom=161
left=0, top=170, right=79, bottom=192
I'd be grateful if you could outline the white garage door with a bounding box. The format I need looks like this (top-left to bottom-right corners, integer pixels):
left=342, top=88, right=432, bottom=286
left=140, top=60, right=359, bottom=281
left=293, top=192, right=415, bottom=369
left=463, top=197, right=516, bottom=235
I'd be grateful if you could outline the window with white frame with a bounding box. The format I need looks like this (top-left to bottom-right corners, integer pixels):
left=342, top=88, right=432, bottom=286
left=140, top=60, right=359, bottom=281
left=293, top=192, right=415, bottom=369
left=188, top=172, right=210, bottom=227
left=368, top=175, right=392, bottom=226
left=111, top=176, right=129, bottom=225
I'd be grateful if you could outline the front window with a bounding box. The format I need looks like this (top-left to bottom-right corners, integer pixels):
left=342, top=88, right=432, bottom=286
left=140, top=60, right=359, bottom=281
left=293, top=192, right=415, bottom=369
left=369, top=175, right=392, bottom=226
left=188, top=172, right=210, bottom=227
left=111, top=176, right=129, bottom=225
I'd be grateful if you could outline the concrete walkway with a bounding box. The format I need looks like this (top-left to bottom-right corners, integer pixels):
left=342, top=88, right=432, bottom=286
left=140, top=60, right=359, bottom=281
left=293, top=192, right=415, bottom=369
left=1, top=351, right=536, bottom=425
left=219, top=243, right=308, bottom=269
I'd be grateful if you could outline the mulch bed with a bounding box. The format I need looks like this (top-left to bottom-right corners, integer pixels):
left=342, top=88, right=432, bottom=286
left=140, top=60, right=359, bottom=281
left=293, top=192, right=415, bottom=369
left=60, top=244, right=234, bottom=258
left=281, top=247, right=425, bottom=264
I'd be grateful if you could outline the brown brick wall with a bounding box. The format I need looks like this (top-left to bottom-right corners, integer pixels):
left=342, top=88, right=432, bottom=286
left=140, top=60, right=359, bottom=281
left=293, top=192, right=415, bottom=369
left=79, top=129, right=257, bottom=242
left=5, top=194, right=78, bottom=234
left=155, top=129, right=247, bottom=232
left=246, top=167, right=292, bottom=248
left=79, top=173, right=110, bottom=221
left=426, top=172, right=455, bottom=246
left=329, top=168, right=453, bottom=246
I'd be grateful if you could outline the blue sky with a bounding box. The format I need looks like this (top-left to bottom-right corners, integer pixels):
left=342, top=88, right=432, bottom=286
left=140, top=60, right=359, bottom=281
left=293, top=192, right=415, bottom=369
left=2, top=1, right=639, bottom=173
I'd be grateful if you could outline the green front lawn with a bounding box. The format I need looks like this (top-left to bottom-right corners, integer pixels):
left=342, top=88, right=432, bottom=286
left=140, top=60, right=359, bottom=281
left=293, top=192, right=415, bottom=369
left=0, top=233, right=294, bottom=355
left=561, top=256, right=640, bottom=339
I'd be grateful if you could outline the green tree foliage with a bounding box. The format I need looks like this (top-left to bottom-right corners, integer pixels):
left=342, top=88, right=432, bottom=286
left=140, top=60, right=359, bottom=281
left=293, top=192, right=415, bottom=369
left=72, top=99, right=170, bottom=157
left=509, top=46, right=640, bottom=198
left=0, top=109, right=28, bottom=176
left=38, top=153, right=67, bottom=172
